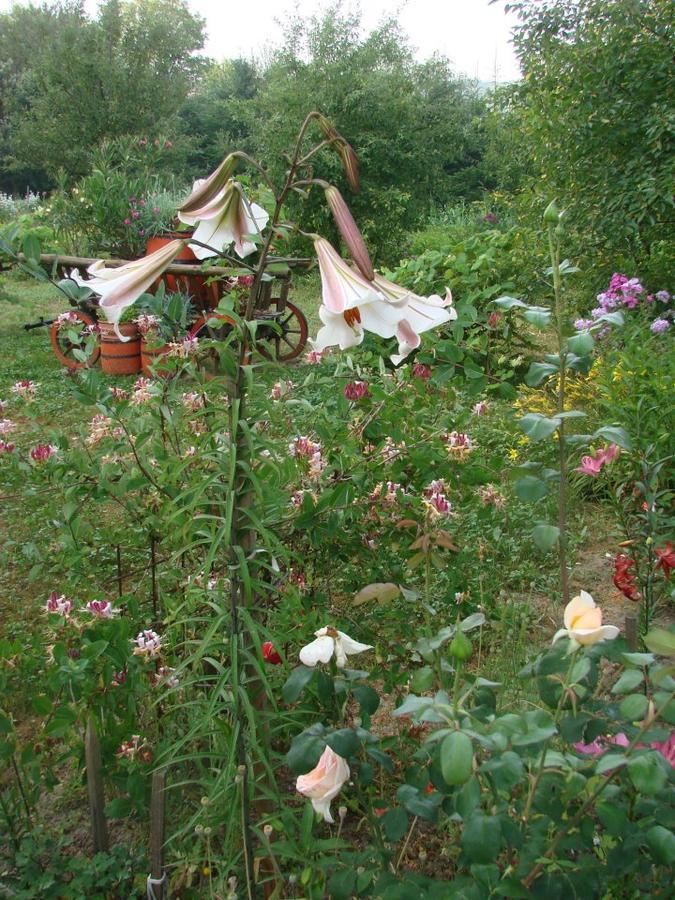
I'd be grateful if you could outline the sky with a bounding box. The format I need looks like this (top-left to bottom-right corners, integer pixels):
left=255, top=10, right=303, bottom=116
left=0, top=0, right=522, bottom=83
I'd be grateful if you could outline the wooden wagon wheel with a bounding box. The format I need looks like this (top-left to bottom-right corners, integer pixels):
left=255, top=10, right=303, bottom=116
left=49, top=310, right=101, bottom=369
left=256, top=301, right=309, bottom=363
left=188, top=312, right=251, bottom=377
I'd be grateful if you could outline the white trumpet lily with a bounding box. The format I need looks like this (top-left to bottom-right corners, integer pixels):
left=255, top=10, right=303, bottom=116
left=178, top=179, right=269, bottom=260
left=69, top=239, right=185, bottom=339
left=311, top=239, right=455, bottom=362
left=299, top=626, right=372, bottom=668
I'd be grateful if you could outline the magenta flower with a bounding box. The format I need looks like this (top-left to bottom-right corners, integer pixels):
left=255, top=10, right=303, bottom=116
left=574, top=732, right=629, bottom=756
left=306, top=349, right=326, bottom=364
left=344, top=380, right=369, bottom=401
left=425, top=491, right=453, bottom=518
left=131, top=210, right=140, bottom=220
left=45, top=591, right=73, bottom=617
left=30, top=444, right=57, bottom=463
left=0, top=440, right=15, bottom=454
left=575, top=444, right=619, bottom=476
left=85, top=600, right=119, bottom=619
left=651, top=733, right=675, bottom=767
left=11, top=380, right=37, bottom=400
left=289, top=436, right=322, bottom=459
left=123, top=218, right=131, bottom=226
left=412, top=362, right=432, bottom=380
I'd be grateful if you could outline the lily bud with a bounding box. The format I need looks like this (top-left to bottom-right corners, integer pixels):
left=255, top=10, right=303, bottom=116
left=337, top=140, right=360, bottom=193
left=449, top=631, right=472, bottom=662
left=178, top=153, right=237, bottom=217
left=543, top=199, right=560, bottom=224
left=324, top=185, right=374, bottom=280
left=314, top=112, right=339, bottom=142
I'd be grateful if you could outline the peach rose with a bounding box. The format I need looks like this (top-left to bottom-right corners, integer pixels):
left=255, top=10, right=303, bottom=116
left=295, top=745, right=350, bottom=823
left=553, top=590, right=619, bottom=647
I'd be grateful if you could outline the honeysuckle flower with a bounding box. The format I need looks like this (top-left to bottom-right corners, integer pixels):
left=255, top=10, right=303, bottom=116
left=343, top=380, right=369, bottom=401
left=152, top=666, right=180, bottom=688
left=553, top=591, right=619, bottom=647
left=85, top=600, right=119, bottom=618
left=270, top=380, right=294, bottom=401
left=0, top=419, right=15, bottom=436
left=69, top=240, right=185, bottom=338
left=116, top=735, right=151, bottom=760
left=182, top=391, right=204, bottom=411
left=56, top=311, right=79, bottom=327
left=178, top=178, right=268, bottom=259
left=380, top=436, right=405, bottom=463
left=306, top=348, right=327, bottom=364
left=131, top=377, right=154, bottom=404
left=289, top=436, right=322, bottom=459
left=425, top=490, right=452, bottom=517
left=296, top=745, right=350, bottom=823
left=299, top=626, right=372, bottom=668
left=0, top=440, right=15, bottom=454
left=30, top=444, right=57, bottom=463
left=45, top=592, right=72, bottom=617
left=132, top=629, right=162, bottom=658
left=446, top=431, right=474, bottom=457
left=134, top=313, right=161, bottom=336
left=477, top=484, right=507, bottom=508
left=472, top=400, right=489, bottom=416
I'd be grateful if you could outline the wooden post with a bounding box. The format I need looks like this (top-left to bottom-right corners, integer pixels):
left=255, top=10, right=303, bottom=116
left=85, top=717, right=109, bottom=853
left=116, top=545, right=123, bottom=598
left=149, top=769, right=167, bottom=899
left=625, top=614, right=638, bottom=651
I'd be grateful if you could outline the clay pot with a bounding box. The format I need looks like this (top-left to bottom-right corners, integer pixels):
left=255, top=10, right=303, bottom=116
left=99, top=323, right=141, bottom=375
left=141, top=337, right=172, bottom=377
left=145, top=233, right=220, bottom=310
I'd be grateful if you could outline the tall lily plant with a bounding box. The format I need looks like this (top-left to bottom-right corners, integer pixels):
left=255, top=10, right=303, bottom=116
left=493, top=201, right=631, bottom=604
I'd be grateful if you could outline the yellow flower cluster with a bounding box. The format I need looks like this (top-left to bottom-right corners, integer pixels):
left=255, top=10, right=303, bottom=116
left=514, top=358, right=604, bottom=418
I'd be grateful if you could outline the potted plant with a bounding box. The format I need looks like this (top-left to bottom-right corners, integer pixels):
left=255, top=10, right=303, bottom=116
left=99, top=303, right=142, bottom=376
left=135, top=286, right=196, bottom=376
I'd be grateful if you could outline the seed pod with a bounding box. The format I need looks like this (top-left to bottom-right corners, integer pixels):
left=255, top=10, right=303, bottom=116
left=449, top=631, right=472, bottom=662
left=440, top=731, right=474, bottom=786
left=324, top=185, right=374, bottom=281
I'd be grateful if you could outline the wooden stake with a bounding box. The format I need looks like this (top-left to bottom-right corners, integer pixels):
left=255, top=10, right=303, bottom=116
left=625, top=614, right=638, bottom=651
left=85, top=717, right=109, bottom=853
left=149, top=770, right=167, bottom=899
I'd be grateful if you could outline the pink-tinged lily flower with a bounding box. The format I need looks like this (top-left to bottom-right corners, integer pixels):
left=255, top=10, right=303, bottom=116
left=178, top=179, right=268, bottom=260
left=553, top=591, right=619, bottom=647
left=85, top=600, right=119, bottom=619
left=651, top=733, right=675, bottom=767
left=177, top=153, right=237, bottom=218
left=574, top=732, right=629, bottom=756
left=296, top=745, right=350, bottom=823
left=575, top=444, right=620, bottom=476
left=70, top=240, right=185, bottom=339
left=299, top=626, right=372, bottom=668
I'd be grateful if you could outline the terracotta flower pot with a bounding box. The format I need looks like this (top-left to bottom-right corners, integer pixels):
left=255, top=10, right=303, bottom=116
left=141, top=336, right=172, bottom=377
left=145, top=232, right=220, bottom=310
left=99, top=323, right=141, bottom=375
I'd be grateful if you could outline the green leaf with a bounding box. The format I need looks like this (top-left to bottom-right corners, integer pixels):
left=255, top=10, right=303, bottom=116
left=566, top=332, right=594, bottom=355
left=533, top=524, right=560, bottom=551
left=619, top=693, right=649, bottom=720
left=381, top=807, right=408, bottom=842
left=282, top=665, right=315, bottom=703
left=411, top=666, right=435, bottom=693
left=286, top=734, right=326, bottom=774
left=593, top=426, right=632, bottom=451
left=22, top=233, right=41, bottom=265
left=524, top=361, right=558, bottom=386
left=455, top=776, right=481, bottom=820
left=462, top=814, right=501, bottom=864
left=325, top=728, right=360, bottom=758
left=440, top=731, right=474, bottom=786
left=494, top=296, right=526, bottom=309
left=352, top=684, right=380, bottom=715
left=104, top=797, right=133, bottom=818
left=627, top=753, right=668, bottom=794
left=611, top=669, right=644, bottom=694
left=646, top=825, right=675, bottom=865
left=480, top=751, right=524, bottom=793
left=515, top=475, right=548, bottom=502
left=519, top=413, right=560, bottom=440
left=522, top=306, right=551, bottom=327
left=644, top=628, right=675, bottom=658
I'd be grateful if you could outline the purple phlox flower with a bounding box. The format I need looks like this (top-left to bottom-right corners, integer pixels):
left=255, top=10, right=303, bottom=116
left=651, top=318, right=669, bottom=335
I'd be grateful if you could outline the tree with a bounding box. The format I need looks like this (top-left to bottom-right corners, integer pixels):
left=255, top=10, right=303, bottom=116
left=506, top=0, right=675, bottom=258
left=1, top=0, right=206, bottom=190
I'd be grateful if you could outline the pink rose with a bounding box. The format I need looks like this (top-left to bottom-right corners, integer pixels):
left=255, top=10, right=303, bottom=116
left=295, top=745, right=350, bottom=823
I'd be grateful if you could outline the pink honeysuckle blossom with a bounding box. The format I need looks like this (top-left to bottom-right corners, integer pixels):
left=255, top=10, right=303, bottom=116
left=151, top=666, right=180, bottom=688
left=270, top=379, right=294, bottom=401
left=69, top=239, right=185, bottom=339
left=424, top=479, right=447, bottom=497
left=311, top=239, right=455, bottom=363
left=472, top=400, right=489, bottom=416
left=446, top=431, right=474, bottom=458
left=343, top=380, right=369, bottom=401
left=45, top=591, right=73, bottom=617
left=0, top=419, right=15, bottom=436
left=178, top=178, right=269, bottom=260
left=116, top=734, right=150, bottom=760
left=30, top=444, right=57, bottom=463
left=134, top=313, right=161, bottom=336
left=11, top=380, right=37, bottom=400
left=477, top=484, right=507, bottom=508
left=132, top=629, right=162, bottom=659
left=425, top=491, right=453, bottom=518
left=85, top=600, right=119, bottom=619
left=0, top=440, right=14, bottom=454
left=380, top=436, right=406, bottom=463
left=131, top=377, right=154, bottom=404
left=306, top=348, right=327, bottom=364
left=290, top=489, right=307, bottom=507
left=56, top=311, right=79, bottom=327
left=181, top=391, right=205, bottom=411
left=289, top=436, right=322, bottom=459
